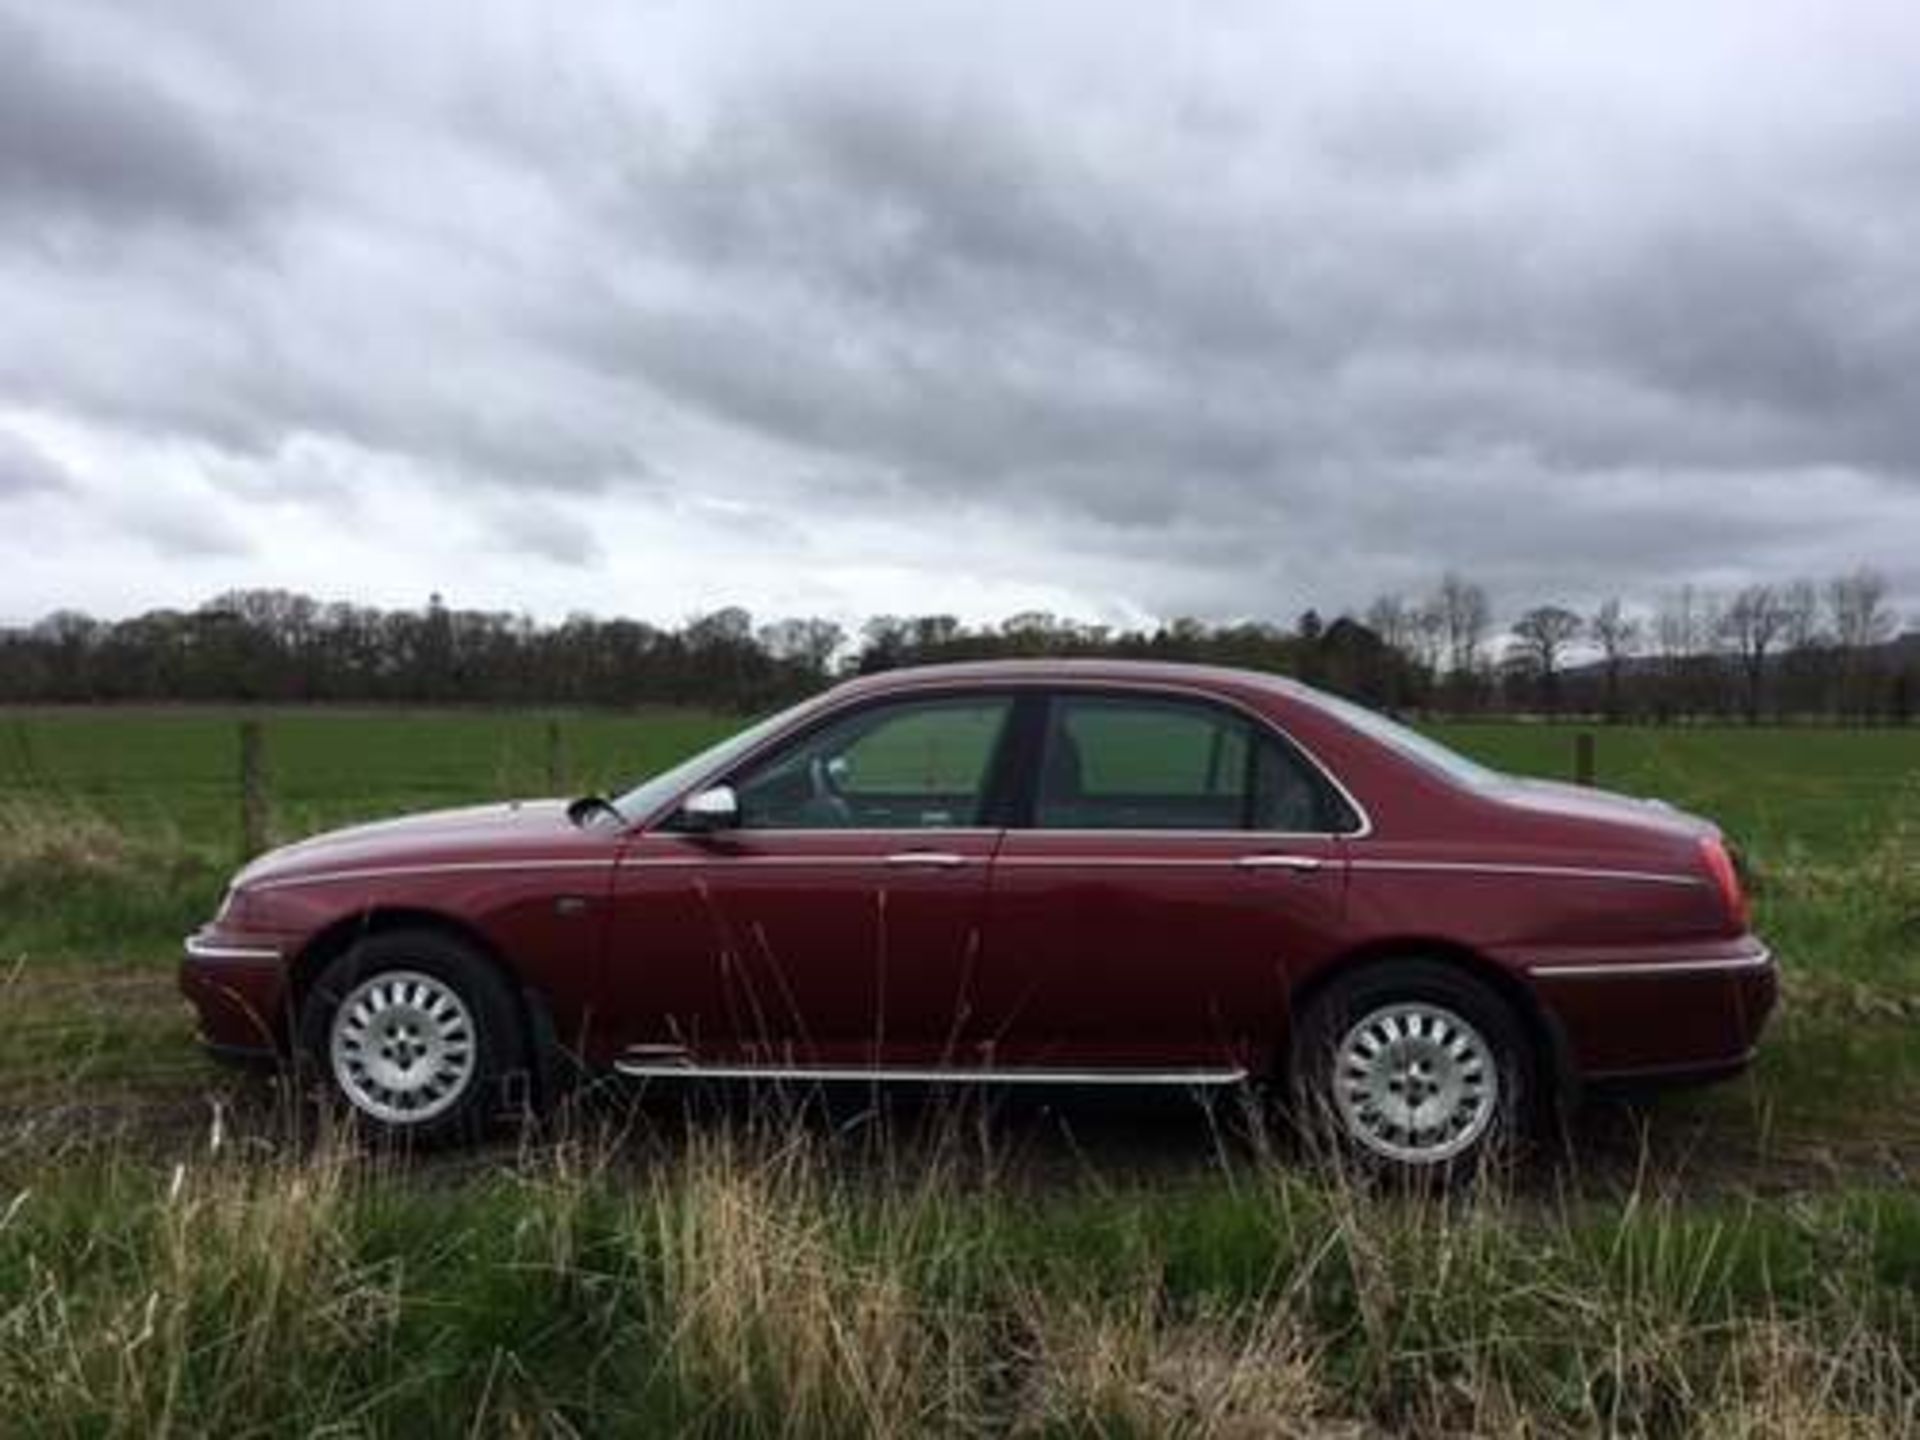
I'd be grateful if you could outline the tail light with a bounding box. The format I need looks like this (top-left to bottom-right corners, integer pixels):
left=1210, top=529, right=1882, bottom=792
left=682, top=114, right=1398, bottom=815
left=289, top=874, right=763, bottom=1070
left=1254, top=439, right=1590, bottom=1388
left=1699, top=835, right=1750, bottom=930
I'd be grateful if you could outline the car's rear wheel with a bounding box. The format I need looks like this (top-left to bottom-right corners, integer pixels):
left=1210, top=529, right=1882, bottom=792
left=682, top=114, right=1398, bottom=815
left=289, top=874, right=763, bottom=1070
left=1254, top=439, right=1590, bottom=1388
left=1289, top=960, right=1532, bottom=1182
left=297, top=930, right=528, bottom=1146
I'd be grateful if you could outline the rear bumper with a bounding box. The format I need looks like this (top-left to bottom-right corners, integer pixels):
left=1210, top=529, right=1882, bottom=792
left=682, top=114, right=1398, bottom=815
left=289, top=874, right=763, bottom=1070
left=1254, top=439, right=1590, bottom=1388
left=179, top=929, right=293, bottom=1061
left=1522, top=940, right=1777, bottom=1086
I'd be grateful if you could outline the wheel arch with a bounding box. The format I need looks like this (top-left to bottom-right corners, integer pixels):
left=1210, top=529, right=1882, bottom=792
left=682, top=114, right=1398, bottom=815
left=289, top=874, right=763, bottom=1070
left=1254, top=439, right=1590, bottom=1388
left=290, top=906, right=563, bottom=1102
left=1286, top=937, right=1576, bottom=1113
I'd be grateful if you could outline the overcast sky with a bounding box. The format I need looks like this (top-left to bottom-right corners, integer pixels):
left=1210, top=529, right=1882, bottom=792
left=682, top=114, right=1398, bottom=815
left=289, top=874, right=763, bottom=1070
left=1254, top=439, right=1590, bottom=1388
left=3, top=1, right=1918, bottom=632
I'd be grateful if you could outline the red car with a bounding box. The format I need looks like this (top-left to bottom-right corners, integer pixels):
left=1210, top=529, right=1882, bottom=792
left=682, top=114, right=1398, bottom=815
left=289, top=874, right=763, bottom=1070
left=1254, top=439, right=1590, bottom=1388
left=181, top=660, right=1775, bottom=1175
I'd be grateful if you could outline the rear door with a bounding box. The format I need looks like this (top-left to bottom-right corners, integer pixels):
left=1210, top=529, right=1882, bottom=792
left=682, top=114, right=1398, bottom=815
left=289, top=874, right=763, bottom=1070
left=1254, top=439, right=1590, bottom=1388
left=975, top=690, right=1354, bottom=1073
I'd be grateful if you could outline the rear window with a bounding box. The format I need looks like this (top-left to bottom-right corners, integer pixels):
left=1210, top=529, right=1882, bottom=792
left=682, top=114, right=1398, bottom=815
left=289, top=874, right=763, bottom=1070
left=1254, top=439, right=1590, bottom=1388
left=1305, top=690, right=1501, bottom=789
left=1036, top=694, right=1357, bottom=832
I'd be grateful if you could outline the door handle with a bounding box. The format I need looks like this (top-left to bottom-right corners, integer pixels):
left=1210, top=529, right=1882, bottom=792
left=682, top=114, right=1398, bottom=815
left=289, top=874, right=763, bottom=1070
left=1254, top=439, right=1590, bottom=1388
left=1236, top=853, right=1325, bottom=873
left=884, top=851, right=968, bottom=868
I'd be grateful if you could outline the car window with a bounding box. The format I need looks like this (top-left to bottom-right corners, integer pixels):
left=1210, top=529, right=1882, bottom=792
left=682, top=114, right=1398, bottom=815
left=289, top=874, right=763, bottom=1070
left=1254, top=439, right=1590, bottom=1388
left=730, top=696, right=1013, bottom=830
left=1036, top=694, right=1351, bottom=832
left=615, top=697, right=817, bottom=823
left=1299, top=688, right=1501, bottom=789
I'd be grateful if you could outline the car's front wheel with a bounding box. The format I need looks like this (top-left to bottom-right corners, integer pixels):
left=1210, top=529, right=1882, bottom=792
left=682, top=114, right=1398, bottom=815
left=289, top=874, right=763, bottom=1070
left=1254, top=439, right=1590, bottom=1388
left=297, top=930, right=528, bottom=1145
left=1289, top=960, right=1533, bottom=1182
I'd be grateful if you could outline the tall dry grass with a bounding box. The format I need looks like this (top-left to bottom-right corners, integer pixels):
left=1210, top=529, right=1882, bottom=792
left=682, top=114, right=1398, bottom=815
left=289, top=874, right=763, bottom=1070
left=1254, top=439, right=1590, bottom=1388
left=1, top=1101, right=1911, bottom=1438
left=0, top=798, right=223, bottom=961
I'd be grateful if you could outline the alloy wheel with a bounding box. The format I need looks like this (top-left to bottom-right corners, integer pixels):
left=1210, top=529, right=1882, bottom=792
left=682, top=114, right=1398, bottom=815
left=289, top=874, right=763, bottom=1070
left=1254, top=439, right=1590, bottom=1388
left=327, top=969, right=478, bottom=1124
left=1331, top=1000, right=1499, bottom=1165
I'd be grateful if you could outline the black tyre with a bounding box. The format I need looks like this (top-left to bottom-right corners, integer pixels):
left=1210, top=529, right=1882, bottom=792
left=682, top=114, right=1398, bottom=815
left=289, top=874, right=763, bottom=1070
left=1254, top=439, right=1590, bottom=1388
left=296, top=929, right=530, bottom=1146
left=1288, top=960, right=1533, bottom=1182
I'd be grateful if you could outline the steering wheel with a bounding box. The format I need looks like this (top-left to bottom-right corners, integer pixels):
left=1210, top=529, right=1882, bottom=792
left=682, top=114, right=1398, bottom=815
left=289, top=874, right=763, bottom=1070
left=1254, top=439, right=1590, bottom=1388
left=804, top=753, right=855, bottom=826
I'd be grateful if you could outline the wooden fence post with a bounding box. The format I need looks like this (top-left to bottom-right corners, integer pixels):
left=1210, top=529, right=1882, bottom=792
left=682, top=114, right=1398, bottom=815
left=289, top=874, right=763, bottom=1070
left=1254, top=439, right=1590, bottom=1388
left=1574, top=730, right=1596, bottom=787
left=239, top=719, right=270, bottom=860
left=545, top=718, right=567, bottom=794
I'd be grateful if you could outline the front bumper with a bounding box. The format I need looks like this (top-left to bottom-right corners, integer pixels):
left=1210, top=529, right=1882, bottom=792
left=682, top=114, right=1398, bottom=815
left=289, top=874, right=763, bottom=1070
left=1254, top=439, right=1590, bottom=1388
left=1523, top=940, right=1778, bottom=1085
left=179, top=929, right=293, bottom=1063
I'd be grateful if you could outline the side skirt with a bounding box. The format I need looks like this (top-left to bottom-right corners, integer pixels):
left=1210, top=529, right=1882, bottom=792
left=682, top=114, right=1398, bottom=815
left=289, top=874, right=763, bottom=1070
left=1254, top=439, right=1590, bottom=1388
left=612, top=1058, right=1249, bottom=1087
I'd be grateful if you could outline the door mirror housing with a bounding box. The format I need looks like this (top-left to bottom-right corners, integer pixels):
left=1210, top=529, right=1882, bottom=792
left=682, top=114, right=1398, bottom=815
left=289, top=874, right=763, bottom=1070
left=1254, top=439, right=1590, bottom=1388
left=678, top=784, right=740, bottom=831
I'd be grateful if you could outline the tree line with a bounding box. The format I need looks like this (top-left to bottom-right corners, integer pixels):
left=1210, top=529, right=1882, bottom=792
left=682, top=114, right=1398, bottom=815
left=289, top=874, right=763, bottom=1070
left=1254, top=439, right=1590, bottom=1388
left=1361, top=569, right=1912, bottom=723
left=0, top=570, right=1911, bottom=721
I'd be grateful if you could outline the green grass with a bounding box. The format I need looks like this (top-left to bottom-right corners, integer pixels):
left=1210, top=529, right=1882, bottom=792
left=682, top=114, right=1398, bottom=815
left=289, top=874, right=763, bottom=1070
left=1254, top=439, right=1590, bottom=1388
left=2, top=706, right=1912, bottom=862
left=0, top=705, right=1913, bottom=1435
left=0, top=1132, right=1912, bottom=1436
left=0, top=705, right=738, bottom=851
left=1435, top=721, right=1920, bottom=864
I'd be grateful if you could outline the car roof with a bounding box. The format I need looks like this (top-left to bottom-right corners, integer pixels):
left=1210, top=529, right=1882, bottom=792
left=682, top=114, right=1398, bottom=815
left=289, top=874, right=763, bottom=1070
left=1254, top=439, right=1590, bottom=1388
left=828, top=657, right=1327, bottom=708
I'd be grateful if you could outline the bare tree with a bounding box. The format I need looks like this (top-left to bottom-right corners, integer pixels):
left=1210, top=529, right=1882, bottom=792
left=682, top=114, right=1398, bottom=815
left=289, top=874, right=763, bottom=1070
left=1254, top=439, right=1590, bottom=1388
left=1828, top=568, right=1896, bottom=652
left=1588, top=598, right=1641, bottom=722
left=1828, top=568, right=1897, bottom=718
left=909, top=615, right=962, bottom=650
left=1654, top=586, right=1723, bottom=720
left=1654, top=586, right=1699, bottom=664
left=1719, top=585, right=1790, bottom=723
left=858, top=615, right=911, bottom=671
left=1413, top=599, right=1447, bottom=681
left=757, top=617, right=846, bottom=677
left=1779, top=580, right=1820, bottom=652
left=1364, top=594, right=1415, bottom=707
left=1365, top=593, right=1416, bottom=656
left=1775, top=579, right=1823, bottom=716
left=1511, top=605, right=1584, bottom=714
left=1434, top=573, right=1491, bottom=709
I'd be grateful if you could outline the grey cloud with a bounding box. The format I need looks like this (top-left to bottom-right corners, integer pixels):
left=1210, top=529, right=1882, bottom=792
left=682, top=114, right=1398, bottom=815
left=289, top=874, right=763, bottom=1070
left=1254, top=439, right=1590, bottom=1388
left=0, top=10, right=268, bottom=231
left=0, top=428, right=74, bottom=497
left=569, top=64, right=1920, bottom=582
left=0, top=2, right=1918, bottom=622
left=1313, top=89, right=1501, bottom=183
left=116, top=493, right=252, bottom=558
left=496, top=501, right=602, bottom=567
left=0, top=235, right=651, bottom=495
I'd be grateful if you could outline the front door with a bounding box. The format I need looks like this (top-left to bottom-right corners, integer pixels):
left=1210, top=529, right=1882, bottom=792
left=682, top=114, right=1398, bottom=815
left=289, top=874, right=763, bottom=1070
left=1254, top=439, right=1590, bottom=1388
left=605, top=693, right=1016, bottom=1068
left=976, top=690, right=1355, bottom=1074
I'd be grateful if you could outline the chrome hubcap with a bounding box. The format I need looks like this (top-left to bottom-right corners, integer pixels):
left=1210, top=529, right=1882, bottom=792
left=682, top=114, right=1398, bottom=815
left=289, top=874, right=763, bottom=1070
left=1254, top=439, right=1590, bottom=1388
left=1333, top=1002, right=1498, bottom=1165
left=328, top=970, right=476, bottom=1124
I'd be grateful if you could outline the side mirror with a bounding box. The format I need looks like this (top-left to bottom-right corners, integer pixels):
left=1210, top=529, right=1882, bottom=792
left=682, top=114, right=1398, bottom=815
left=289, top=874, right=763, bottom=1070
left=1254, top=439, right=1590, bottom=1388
left=678, top=784, right=739, bottom=831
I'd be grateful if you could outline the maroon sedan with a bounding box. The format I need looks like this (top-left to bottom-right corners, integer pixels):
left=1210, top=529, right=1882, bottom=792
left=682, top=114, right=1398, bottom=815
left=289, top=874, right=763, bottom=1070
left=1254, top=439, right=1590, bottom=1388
left=181, top=660, right=1774, bottom=1174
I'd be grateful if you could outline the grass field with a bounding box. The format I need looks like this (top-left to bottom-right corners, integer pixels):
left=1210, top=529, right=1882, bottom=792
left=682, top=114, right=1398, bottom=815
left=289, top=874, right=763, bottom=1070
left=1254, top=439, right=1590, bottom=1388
left=3, top=705, right=1912, bottom=860
left=0, top=706, right=1914, bottom=1435
left=0, top=705, right=736, bottom=850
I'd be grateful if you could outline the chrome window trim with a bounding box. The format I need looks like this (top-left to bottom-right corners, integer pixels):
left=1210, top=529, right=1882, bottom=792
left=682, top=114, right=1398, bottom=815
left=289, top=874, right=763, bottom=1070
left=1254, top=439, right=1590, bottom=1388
left=993, top=855, right=1305, bottom=870
left=1007, top=827, right=1348, bottom=841
left=640, top=825, right=1342, bottom=842
left=633, top=675, right=1375, bottom=841
left=1528, top=951, right=1773, bottom=979
left=641, top=827, right=1005, bottom=840
left=620, top=854, right=971, bottom=869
